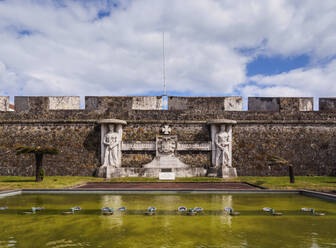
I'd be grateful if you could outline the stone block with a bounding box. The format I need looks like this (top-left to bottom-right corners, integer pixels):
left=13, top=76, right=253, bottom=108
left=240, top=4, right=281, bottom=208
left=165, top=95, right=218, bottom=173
left=224, top=97, right=243, bottom=111
left=131, top=96, right=163, bottom=110
left=49, top=96, right=80, bottom=110
left=0, top=96, right=9, bottom=111
left=248, top=97, right=280, bottom=111
left=280, top=97, right=313, bottom=112
left=167, top=97, right=189, bottom=110
left=85, top=96, right=99, bottom=110
left=319, top=98, right=336, bottom=111
left=14, top=96, right=49, bottom=112
left=85, top=96, right=133, bottom=111
left=248, top=97, right=313, bottom=112
left=85, top=96, right=162, bottom=111
left=299, top=98, right=314, bottom=111
left=168, top=96, right=243, bottom=112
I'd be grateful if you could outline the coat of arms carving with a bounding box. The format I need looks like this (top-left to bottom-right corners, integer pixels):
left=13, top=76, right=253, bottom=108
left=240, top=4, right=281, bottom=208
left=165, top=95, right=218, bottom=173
left=156, top=135, right=177, bottom=156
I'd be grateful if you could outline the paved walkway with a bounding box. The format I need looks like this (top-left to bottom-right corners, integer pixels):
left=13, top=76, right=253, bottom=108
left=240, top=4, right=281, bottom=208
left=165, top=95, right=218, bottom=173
left=75, top=182, right=261, bottom=190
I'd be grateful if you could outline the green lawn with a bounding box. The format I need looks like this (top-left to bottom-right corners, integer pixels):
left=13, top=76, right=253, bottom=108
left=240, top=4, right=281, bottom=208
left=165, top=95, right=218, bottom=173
left=0, top=176, right=335, bottom=192
left=0, top=176, right=104, bottom=190
left=231, top=176, right=336, bottom=191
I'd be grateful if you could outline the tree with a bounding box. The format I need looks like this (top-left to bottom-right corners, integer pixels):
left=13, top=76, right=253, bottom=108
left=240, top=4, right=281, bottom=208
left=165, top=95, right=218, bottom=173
left=256, top=150, right=295, bottom=183
left=16, top=146, right=59, bottom=182
left=266, top=155, right=295, bottom=183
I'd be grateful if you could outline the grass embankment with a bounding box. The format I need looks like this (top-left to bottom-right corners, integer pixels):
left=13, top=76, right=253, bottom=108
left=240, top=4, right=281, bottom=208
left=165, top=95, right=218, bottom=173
left=0, top=176, right=104, bottom=190
left=0, top=176, right=335, bottom=192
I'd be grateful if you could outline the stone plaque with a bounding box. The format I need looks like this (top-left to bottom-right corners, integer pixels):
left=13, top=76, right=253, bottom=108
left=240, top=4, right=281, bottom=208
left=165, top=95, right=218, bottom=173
left=159, top=172, right=176, bottom=180
left=177, top=142, right=211, bottom=151
left=122, top=141, right=211, bottom=151
left=122, top=142, right=156, bottom=151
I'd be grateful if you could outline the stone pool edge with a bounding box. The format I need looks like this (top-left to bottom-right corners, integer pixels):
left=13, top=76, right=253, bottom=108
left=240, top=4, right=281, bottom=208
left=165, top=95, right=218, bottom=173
left=0, top=189, right=22, bottom=197
left=0, top=189, right=335, bottom=202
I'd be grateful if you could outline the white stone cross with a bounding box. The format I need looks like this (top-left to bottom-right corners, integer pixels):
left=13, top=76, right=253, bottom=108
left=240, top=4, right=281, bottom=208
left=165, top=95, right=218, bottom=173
left=162, top=125, right=171, bottom=135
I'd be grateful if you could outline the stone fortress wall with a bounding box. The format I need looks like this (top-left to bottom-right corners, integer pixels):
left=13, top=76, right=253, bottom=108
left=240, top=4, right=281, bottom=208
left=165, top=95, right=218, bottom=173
left=0, top=95, right=336, bottom=177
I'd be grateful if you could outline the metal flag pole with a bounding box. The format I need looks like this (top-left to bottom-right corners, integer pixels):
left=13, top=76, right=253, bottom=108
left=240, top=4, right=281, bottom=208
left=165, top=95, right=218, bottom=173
left=162, top=32, right=167, bottom=110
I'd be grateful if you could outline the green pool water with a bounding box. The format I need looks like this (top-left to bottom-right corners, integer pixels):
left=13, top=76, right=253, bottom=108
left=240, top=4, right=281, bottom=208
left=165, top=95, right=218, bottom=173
left=0, top=193, right=335, bottom=248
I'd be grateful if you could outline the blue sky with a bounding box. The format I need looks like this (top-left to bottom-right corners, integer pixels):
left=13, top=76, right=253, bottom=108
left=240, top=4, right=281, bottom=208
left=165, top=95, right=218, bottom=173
left=246, top=55, right=310, bottom=77
left=0, top=0, right=336, bottom=102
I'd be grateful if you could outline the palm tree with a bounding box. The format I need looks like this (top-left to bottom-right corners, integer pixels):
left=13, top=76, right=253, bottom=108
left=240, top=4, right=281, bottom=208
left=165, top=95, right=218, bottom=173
left=16, top=146, right=59, bottom=182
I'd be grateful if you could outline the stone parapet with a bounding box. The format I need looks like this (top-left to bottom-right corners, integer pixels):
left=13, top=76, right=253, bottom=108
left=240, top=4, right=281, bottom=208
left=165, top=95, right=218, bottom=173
left=5, top=96, right=336, bottom=114
left=168, top=96, right=243, bottom=112
left=319, top=98, right=336, bottom=111
left=49, top=96, right=80, bottom=110
left=15, top=96, right=49, bottom=112
left=85, top=96, right=163, bottom=112
left=248, top=97, right=313, bottom=112
left=15, top=96, right=80, bottom=112
left=0, top=96, right=9, bottom=111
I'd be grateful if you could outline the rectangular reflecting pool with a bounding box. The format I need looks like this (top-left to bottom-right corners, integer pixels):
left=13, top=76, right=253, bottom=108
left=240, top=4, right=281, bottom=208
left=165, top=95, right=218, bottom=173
left=0, top=193, right=335, bottom=248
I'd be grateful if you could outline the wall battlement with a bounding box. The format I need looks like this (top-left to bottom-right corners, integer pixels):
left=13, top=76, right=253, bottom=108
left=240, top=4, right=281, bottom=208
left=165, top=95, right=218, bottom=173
left=14, top=96, right=80, bottom=112
left=248, top=97, right=313, bottom=112
left=2, top=96, right=336, bottom=113
left=168, top=96, right=243, bottom=111
left=0, top=96, right=9, bottom=111
left=85, top=96, right=163, bottom=111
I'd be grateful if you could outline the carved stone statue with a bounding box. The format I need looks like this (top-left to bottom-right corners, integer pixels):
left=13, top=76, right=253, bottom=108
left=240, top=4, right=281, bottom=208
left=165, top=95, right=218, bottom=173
left=215, top=125, right=231, bottom=168
left=102, top=124, right=121, bottom=167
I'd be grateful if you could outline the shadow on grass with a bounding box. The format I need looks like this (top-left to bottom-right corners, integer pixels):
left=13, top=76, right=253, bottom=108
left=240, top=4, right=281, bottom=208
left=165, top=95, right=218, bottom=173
left=1, top=179, right=35, bottom=183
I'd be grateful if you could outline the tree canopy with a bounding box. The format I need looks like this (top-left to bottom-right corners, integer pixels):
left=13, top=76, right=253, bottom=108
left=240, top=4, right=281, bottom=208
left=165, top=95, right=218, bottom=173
left=16, top=146, right=59, bottom=155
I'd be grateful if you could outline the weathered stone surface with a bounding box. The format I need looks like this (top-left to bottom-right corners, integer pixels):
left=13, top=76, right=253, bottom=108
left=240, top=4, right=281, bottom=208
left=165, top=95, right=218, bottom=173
left=280, top=97, right=313, bottom=112
left=131, top=96, right=163, bottom=110
left=319, top=98, right=336, bottom=111
left=85, top=96, right=133, bottom=112
left=168, top=96, right=243, bottom=112
left=233, top=124, right=336, bottom=176
left=248, top=97, right=280, bottom=111
left=85, top=96, right=163, bottom=112
left=122, top=152, right=155, bottom=167
left=0, top=96, right=9, bottom=111
left=0, top=123, right=100, bottom=176
left=248, top=97, right=313, bottom=112
left=15, top=96, right=81, bottom=112
left=177, top=152, right=211, bottom=167
left=15, top=96, right=49, bottom=112
left=224, top=97, right=243, bottom=111
left=299, top=98, right=313, bottom=111
left=49, top=96, right=80, bottom=110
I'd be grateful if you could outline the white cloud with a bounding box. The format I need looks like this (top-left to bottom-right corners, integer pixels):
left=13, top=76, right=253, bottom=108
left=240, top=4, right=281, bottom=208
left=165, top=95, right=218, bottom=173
left=0, top=0, right=335, bottom=99
left=242, top=59, right=336, bottom=97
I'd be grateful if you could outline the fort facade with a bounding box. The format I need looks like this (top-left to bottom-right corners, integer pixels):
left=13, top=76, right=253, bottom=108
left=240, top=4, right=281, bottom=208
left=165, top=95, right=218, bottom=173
left=0, top=95, right=335, bottom=177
